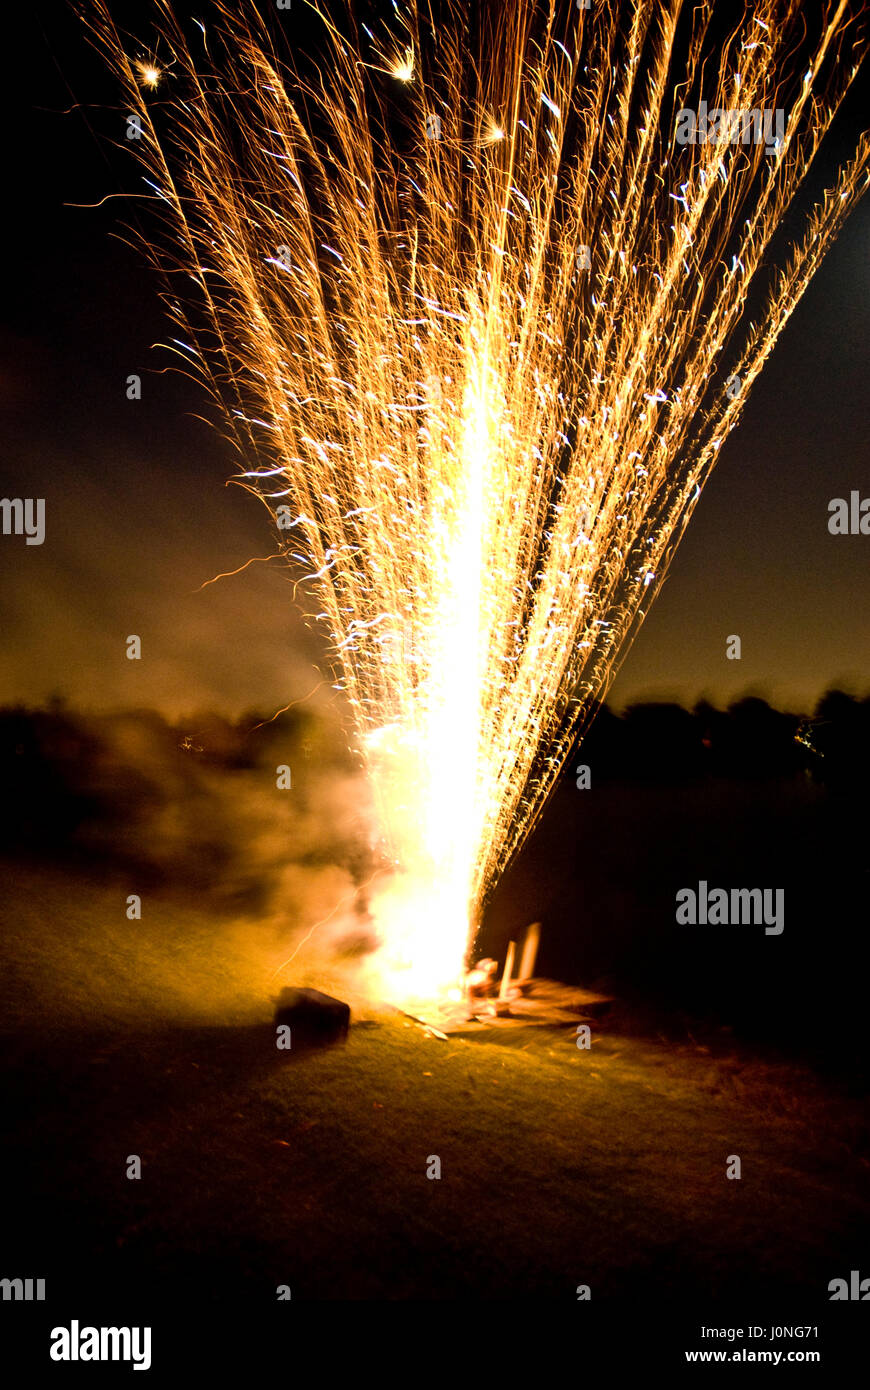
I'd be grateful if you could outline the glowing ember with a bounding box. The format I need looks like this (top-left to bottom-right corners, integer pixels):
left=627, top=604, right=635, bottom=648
left=134, top=59, right=162, bottom=89
left=390, top=46, right=415, bottom=82
left=85, top=1, right=869, bottom=1002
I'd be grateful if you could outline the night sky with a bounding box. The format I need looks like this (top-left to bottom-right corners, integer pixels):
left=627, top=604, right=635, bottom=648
left=3, top=0, right=868, bottom=720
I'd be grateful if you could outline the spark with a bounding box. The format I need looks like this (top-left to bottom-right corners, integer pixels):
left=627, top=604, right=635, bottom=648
left=135, top=59, right=162, bottom=90
left=84, top=0, right=870, bottom=1003
left=391, top=46, right=415, bottom=82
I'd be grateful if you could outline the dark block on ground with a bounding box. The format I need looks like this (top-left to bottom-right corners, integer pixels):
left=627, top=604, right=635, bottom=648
left=274, top=987, right=350, bottom=1048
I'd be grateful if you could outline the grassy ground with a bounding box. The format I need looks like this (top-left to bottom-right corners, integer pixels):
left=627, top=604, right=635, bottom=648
left=1, top=856, right=868, bottom=1304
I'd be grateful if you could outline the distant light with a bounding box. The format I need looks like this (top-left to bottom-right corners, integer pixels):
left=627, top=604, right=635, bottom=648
left=392, top=48, right=415, bottom=82
left=136, top=60, right=162, bottom=90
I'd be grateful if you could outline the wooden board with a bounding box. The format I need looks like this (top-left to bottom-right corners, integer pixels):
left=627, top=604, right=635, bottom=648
left=401, top=978, right=614, bottom=1038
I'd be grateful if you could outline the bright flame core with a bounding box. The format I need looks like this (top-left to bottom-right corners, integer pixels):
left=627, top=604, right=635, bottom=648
left=135, top=59, right=161, bottom=89
left=361, top=356, right=497, bottom=996
left=86, top=0, right=870, bottom=1002
left=391, top=46, right=415, bottom=82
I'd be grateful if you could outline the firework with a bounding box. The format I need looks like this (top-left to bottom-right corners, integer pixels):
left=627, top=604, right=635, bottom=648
left=84, top=0, right=869, bottom=1000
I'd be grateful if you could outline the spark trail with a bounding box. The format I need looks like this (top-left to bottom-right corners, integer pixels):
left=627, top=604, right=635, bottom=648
left=85, top=0, right=869, bottom=1000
